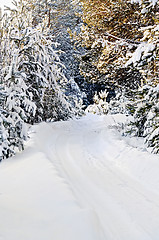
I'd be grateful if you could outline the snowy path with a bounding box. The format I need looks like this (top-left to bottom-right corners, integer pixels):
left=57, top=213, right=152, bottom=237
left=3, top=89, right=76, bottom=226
left=0, top=114, right=159, bottom=240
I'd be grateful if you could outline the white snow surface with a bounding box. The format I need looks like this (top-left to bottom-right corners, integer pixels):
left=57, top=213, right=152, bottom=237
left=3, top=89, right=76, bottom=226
left=0, top=0, right=14, bottom=13
left=0, top=114, right=159, bottom=240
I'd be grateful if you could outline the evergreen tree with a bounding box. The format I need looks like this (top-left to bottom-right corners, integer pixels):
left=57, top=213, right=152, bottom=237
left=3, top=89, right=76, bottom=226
left=126, top=85, right=159, bottom=153
left=123, top=0, right=159, bottom=153
left=0, top=0, right=83, bottom=160
left=0, top=86, right=14, bottom=160
left=72, top=0, right=158, bottom=96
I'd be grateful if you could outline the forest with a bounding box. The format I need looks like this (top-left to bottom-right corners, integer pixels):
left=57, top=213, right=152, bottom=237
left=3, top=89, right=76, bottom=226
left=0, top=0, right=159, bottom=160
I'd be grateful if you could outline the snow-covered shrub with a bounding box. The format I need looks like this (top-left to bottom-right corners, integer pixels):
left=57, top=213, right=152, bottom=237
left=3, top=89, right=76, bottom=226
left=109, top=91, right=133, bottom=115
left=0, top=88, right=13, bottom=161
left=0, top=79, right=30, bottom=160
left=85, top=90, right=109, bottom=115
left=143, top=85, right=159, bottom=153
left=0, top=52, right=36, bottom=160
left=126, top=85, right=159, bottom=153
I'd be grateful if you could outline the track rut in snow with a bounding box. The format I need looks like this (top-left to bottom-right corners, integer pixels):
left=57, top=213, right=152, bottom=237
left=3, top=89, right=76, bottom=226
left=35, top=114, right=159, bottom=240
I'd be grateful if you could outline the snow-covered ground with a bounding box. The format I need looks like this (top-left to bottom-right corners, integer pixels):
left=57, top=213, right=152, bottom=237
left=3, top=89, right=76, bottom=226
left=0, top=114, right=159, bottom=240
left=0, top=0, right=14, bottom=13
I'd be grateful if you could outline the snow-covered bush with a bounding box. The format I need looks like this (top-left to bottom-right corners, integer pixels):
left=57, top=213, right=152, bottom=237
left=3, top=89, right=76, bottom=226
left=126, top=85, right=159, bottom=153
left=108, top=91, right=133, bottom=115
left=143, top=85, right=159, bottom=153
left=0, top=87, right=13, bottom=161
left=85, top=90, right=109, bottom=115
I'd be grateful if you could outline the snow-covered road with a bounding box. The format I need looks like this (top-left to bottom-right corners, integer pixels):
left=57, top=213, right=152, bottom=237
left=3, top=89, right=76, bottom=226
left=0, top=114, right=159, bottom=240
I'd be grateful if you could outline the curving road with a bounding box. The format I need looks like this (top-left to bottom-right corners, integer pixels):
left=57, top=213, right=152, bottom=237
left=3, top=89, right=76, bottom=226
left=1, top=114, right=159, bottom=240
left=36, top=114, right=159, bottom=240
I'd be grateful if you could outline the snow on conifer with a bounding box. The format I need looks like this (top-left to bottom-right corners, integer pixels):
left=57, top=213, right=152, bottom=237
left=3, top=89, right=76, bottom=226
left=0, top=0, right=83, bottom=160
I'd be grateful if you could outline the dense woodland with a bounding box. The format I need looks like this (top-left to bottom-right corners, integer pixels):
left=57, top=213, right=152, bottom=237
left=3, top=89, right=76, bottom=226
left=0, top=0, right=158, bottom=160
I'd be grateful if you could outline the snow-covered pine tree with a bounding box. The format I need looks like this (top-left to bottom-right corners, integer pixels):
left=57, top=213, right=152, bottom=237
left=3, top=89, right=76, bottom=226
left=126, top=24, right=159, bottom=87
left=0, top=5, right=37, bottom=159
left=0, top=13, right=17, bottom=160
left=108, top=90, right=132, bottom=115
left=31, top=0, right=87, bottom=107
left=144, top=85, right=159, bottom=153
left=4, top=50, right=36, bottom=145
left=0, top=86, right=14, bottom=161
left=4, top=0, right=80, bottom=123
left=72, top=0, right=146, bottom=91
left=124, top=0, right=159, bottom=153
left=0, top=0, right=83, bottom=160
left=125, top=85, right=159, bottom=153
left=126, top=86, right=151, bottom=137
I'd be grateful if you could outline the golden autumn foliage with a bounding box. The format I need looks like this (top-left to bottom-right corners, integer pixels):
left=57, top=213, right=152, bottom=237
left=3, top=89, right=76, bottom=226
left=73, top=0, right=159, bottom=87
left=80, top=0, right=144, bottom=40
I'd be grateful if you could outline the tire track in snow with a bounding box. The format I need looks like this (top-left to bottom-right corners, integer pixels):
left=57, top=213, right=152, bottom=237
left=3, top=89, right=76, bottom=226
left=35, top=121, right=106, bottom=240
left=37, top=116, right=159, bottom=240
